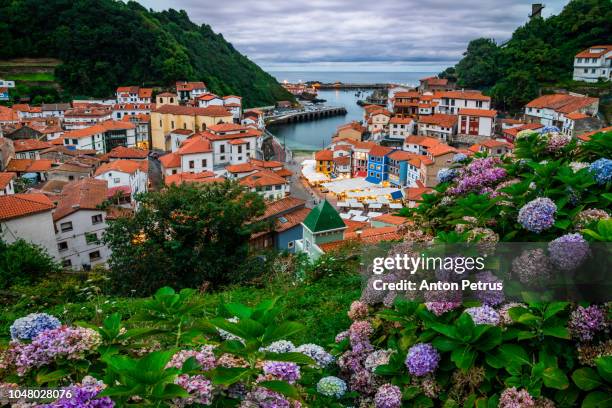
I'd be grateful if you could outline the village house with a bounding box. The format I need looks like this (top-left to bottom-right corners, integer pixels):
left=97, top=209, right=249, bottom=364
left=106, top=146, right=149, bottom=162
left=572, top=45, right=612, bottom=82
left=41, top=103, right=71, bottom=118
left=13, top=139, right=52, bottom=159
left=168, top=129, right=195, bottom=152
left=417, top=114, right=458, bottom=142
left=6, top=159, right=53, bottom=182
left=197, top=93, right=224, bottom=107
left=388, top=116, right=414, bottom=139
left=366, top=145, right=393, bottom=184
left=468, top=139, right=513, bottom=156
left=331, top=144, right=352, bottom=179
left=47, top=161, right=94, bottom=183
left=116, top=86, right=153, bottom=104
left=458, top=108, right=497, bottom=137
left=63, top=107, right=113, bottom=130
left=576, top=126, right=612, bottom=143
left=175, top=134, right=214, bottom=174
left=0, top=193, right=59, bottom=259
left=242, top=109, right=265, bottom=129
left=12, top=104, right=43, bottom=120
left=403, top=186, right=433, bottom=208
left=94, top=159, right=148, bottom=205
left=334, top=121, right=366, bottom=141
left=176, top=81, right=208, bottom=101
left=112, top=103, right=153, bottom=121
left=159, top=151, right=181, bottom=176
left=433, top=90, right=491, bottom=115
left=53, top=179, right=111, bottom=270
left=418, top=76, right=455, bottom=93
left=403, top=135, right=442, bottom=156
left=239, top=168, right=290, bottom=201
left=164, top=171, right=221, bottom=186
left=501, top=123, right=544, bottom=143
left=121, top=114, right=150, bottom=148
left=0, top=171, right=16, bottom=195
left=392, top=91, right=421, bottom=117
left=524, top=93, right=599, bottom=128
left=150, top=104, right=233, bottom=151
left=156, top=92, right=178, bottom=107
left=387, top=150, right=418, bottom=188
left=561, top=112, right=604, bottom=138
left=205, top=123, right=261, bottom=166
left=250, top=197, right=310, bottom=253
left=0, top=106, right=19, bottom=125
left=367, top=108, right=392, bottom=133
left=314, top=149, right=333, bottom=176
left=62, top=121, right=137, bottom=154
left=295, top=200, right=347, bottom=260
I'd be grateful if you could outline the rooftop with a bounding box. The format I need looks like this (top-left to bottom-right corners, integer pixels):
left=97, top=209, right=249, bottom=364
left=0, top=193, right=55, bottom=221
left=302, top=200, right=346, bottom=233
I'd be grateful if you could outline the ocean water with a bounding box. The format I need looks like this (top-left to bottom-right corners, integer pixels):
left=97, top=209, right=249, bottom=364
left=269, top=71, right=436, bottom=87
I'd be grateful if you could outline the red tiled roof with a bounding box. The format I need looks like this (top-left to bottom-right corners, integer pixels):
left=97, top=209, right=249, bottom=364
left=503, top=123, right=544, bottom=138
left=526, top=94, right=598, bottom=114
left=108, top=146, right=148, bottom=159
left=337, top=121, right=366, bottom=133
left=565, top=112, right=589, bottom=120
left=226, top=163, right=257, bottom=173
left=421, top=76, right=448, bottom=86
left=176, top=81, right=207, bottom=91
left=159, top=152, right=181, bottom=168
left=13, top=138, right=52, bottom=153
left=372, top=214, right=409, bottom=226
left=458, top=108, right=497, bottom=118
left=178, top=135, right=213, bottom=155
left=0, top=172, right=16, bottom=189
left=404, top=135, right=441, bottom=148
left=368, top=145, right=393, bottom=157
left=333, top=156, right=351, bottom=165
left=94, top=159, right=146, bottom=176
left=229, top=139, right=248, bottom=145
left=0, top=193, right=55, bottom=221
left=64, top=120, right=135, bottom=139
left=389, top=116, right=413, bottom=124
left=435, top=90, right=490, bottom=101
left=315, top=150, right=333, bottom=161
left=388, top=150, right=416, bottom=161
left=427, top=144, right=456, bottom=157
left=258, top=196, right=306, bottom=220
left=165, top=171, right=216, bottom=186
left=577, top=126, right=612, bottom=142
left=419, top=114, right=458, bottom=128
left=197, top=93, right=221, bottom=101
left=274, top=168, right=293, bottom=177
left=480, top=139, right=511, bottom=148
left=250, top=159, right=283, bottom=169
left=404, top=186, right=433, bottom=201
left=575, top=45, right=612, bottom=58
left=319, top=226, right=402, bottom=252
left=0, top=106, right=19, bottom=122
left=6, top=159, right=53, bottom=173
left=239, top=169, right=287, bottom=188
left=154, top=104, right=232, bottom=117
left=53, top=179, right=108, bottom=221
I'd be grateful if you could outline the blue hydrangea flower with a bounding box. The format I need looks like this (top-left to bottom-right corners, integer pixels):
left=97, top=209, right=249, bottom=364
left=10, top=313, right=61, bottom=341
left=295, top=343, right=334, bottom=367
left=259, top=340, right=295, bottom=353
left=548, top=233, right=590, bottom=270
left=316, top=376, right=347, bottom=398
left=589, top=158, right=612, bottom=185
left=539, top=126, right=560, bottom=134
left=452, top=153, right=468, bottom=163
left=405, top=343, right=440, bottom=376
left=465, top=305, right=500, bottom=325
left=437, top=168, right=457, bottom=183
left=517, top=197, right=557, bottom=233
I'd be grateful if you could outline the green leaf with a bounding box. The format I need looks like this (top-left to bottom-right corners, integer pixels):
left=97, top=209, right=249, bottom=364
left=498, top=344, right=531, bottom=367
left=451, top=345, right=476, bottom=370
left=262, top=321, right=304, bottom=344
left=429, top=322, right=459, bottom=340
left=432, top=336, right=461, bottom=351
left=595, top=356, right=612, bottom=383
left=258, top=380, right=301, bottom=400
left=99, top=384, right=144, bottom=398
left=456, top=313, right=475, bottom=341
left=543, top=302, right=569, bottom=320
left=541, top=326, right=570, bottom=339
left=210, top=367, right=253, bottom=386
left=224, top=303, right=253, bottom=319
left=152, top=383, right=190, bottom=399
left=554, top=219, right=571, bottom=230
left=35, top=369, right=70, bottom=384
left=542, top=367, right=569, bottom=390
left=235, top=318, right=265, bottom=339
left=572, top=368, right=603, bottom=391
left=582, top=391, right=612, bottom=408
left=263, top=352, right=315, bottom=365
left=485, top=352, right=504, bottom=369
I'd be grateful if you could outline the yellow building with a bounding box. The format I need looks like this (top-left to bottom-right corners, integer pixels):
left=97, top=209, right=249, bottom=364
left=334, top=121, right=366, bottom=142
left=151, top=105, right=234, bottom=151
left=314, top=150, right=333, bottom=176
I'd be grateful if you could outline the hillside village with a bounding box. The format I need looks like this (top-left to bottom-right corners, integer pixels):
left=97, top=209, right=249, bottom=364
left=0, top=45, right=611, bottom=270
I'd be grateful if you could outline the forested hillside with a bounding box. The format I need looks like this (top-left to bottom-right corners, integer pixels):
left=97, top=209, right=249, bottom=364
left=0, top=0, right=293, bottom=106
left=440, top=0, right=612, bottom=111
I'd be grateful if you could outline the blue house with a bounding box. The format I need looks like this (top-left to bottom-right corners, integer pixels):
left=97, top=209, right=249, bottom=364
left=250, top=197, right=310, bottom=253
left=387, top=150, right=419, bottom=188
left=365, top=145, right=393, bottom=184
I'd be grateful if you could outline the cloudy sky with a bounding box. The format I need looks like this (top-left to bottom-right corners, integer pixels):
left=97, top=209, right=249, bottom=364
left=137, top=0, right=567, bottom=72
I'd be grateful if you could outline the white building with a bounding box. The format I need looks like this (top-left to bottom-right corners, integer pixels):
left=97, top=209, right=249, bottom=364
left=53, top=179, right=111, bottom=270
left=205, top=123, right=261, bottom=166
left=0, top=193, right=59, bottom=259
left=63, top=108, right=113, bottom=130
left=417, top=114, right=458, bottom=142
left=388, top=117, right=414, bottom=139
left=177, top=135, right=214, bottom=174
left=239, top=169, right=290, bottom=201
left=524, top=93, right=599, bottom=128
left=197, top=93, right=224, bottom=108
left=176, top=81, right=208, bottom=101
left=458, top=109, right=497, bottom=137
left=116, top=86, right=153, bottom=104
left=573, top=45, right=612, bottom=83
left=63, top=121, right=137, bottom=154
left=94, top=159, right=148, bottom=205
left=433, top=91, right=491, bottom=115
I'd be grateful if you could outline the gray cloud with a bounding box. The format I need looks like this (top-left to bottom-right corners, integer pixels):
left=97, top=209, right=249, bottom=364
left=137, top=0, right=568, bottom=71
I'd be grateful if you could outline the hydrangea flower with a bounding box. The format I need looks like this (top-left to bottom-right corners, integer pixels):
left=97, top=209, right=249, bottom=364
left=242, top=386, right=292, bottom=408
left=262, top=361, right=301, bottom=383
left=364, top=349, right=394, bottom=373
left=517, top=198, right=557, bottom=233
left=539, top=126, right=560, bottom=134
left=349, top=369, right=374, bottom=394
left=173, top=374, right=213, bottom=407
left=424, top=288, right=462, bottom=316
left=511, top=248, right=552, bottom=284
left=347, top=300, right=369, bottom=320
left=405, top=343, right=440, bottom=377
left=546, top=132, right=571, bottom=151
left=473, top=271, right=504, bottom=306
left=437, top=168, right=457, bottom=183
left=548, top=233, right=590, bottom=270
left=218, top=317, right=242, bottom=341
left=448, top=157, right=507, bottom=195
left=166, top=346, right=216, bottom=371
left=349, top=321, right=373, bottom=346
left=499, top=303, right=527, bottom=326
left=5, top=326, right=101, bottom=375
left=569, top=305, right=607, bottom=342
left=295, top=343, right=334, bottom=367
left=499, top=387, right=535, bottom=408
left=574, top=208, right=609, bottom=230
left=453, top=153, right=468, bottom=163
left=316, top=376, right=347, bottom=398
left=10, top=313, right=61, bottom=342
left=569, top=161, right=589, bottom=173
left=40, top=376, right=113, bottom=408
left=465, top=305, right=500, bottom=325
left=374, top=383, right=402, bottom=408
left=260, top=340, right=296, bottom=354
left=335, top=330, right=349, bottom=343
left=589, top=158, right=612, bottom=185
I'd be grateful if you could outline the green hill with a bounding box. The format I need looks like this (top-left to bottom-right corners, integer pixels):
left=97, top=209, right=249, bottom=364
left=440, top=0, right=612, bottom=111
left=0, top=0, right=293, bottom=107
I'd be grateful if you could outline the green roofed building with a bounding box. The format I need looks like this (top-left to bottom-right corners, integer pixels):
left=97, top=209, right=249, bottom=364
left=296, top=200, right=347, bottom=259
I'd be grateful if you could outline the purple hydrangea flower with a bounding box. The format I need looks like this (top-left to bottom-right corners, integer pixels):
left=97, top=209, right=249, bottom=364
left=166, top=345, right=216, bottom=371
left=242, top=386, right=291, bottom=408
left=374, top=383, right=402, bottom=408
left=347, top=300, right=369, bottom=320
left=349, top=369, right=374, bottom=394
left=424, top=287, right=462, bottom=316
left=364, top=349, right=394, bottom=373
left=335, top=330, right=349, bottom=343
left=499, top=387, right=535, bottom=408
left=517, top=198, right=557, bottom=233
left=349, top=321, right=374, bottom=353
left=316, top=376, right=347, bottom=398
left=448, top=157, right=507, bottom=195
left=547, top=132, right=571, bottom=152
left=260, top=340, right=296, bottom=353
left=437, top=168, right=457, bottom=183
left=40, top=376, right=114, bottom=408
left=10, top=313, right=61, bottom=342
left=473, top=271, right=505, bottom=306
left=295, top=344, right=334, bottom=367
left=589, top=158, right=612, bottom=185
left=511, top=248, right=552, bottom=284
left=569, top=305, right=607, bottom=342
left=548, top=233, right=590, bottom=270
left=465, top=305, right=500, bottom=325
left=405, top=343, right=440, bottom=376
left=263, top=361, right=301, bottom=384
left=174, top=374, right=213, bottom=407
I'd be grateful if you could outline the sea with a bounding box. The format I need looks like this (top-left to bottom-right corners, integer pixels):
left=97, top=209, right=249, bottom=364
left=266, top=71, right=436, bottom=151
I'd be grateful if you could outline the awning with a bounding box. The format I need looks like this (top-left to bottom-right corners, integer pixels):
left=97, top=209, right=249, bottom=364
left=389, top=203, right=403, bottom=209
left=352, top=215, right=369, bottom=222
left=340, top=213, right=352, bottom=219
left=367, top=211, right=383, bottom=218
left=350, top=202, right=364, bottom=208
left=390, top=190, right=403, bottom=199
left=337, top=202, right=349, bottom=207
left=368, top=203, right=383, bottom=209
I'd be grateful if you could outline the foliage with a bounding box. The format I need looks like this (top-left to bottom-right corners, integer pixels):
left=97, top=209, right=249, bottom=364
left=0, top=0, right=294, bottom=106
left=0, top=239, right=60, bottom=290
left=104, top=181, right=267, bottom=295
left=444, top=0, right=612, bottom=110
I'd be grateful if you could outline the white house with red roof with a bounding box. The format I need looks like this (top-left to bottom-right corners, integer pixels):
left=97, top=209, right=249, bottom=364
left=159, top=152, right=181, bottom=176
left=0, top=193, right=59, bottom=259
left=197, top=93, right=224, bottom=108
left=433, top=90, right=491, bottom=115
left=458, top=108, right=497, bottom=137
left=222, top=95, right=242, bottom=121
left=417, top=114, right=458, bottom=142
left=239, top=168, right=290, bottom=201
left=116, top=86, right=153, bottom=104
left=94, top=159, right=148, bottom=204
left=62, top=121, right=137, bottom=154
left=388, top=116, right=414, bottom=139
left=13, top=139, right=53, bottom=159
left=524, top=93, right=599, bottom=128
left=176, top=134, right=214, bottom=174
left=168, top=129, right=195, bottom=153
left=112, top=103, right=153, bottom=120
left=573, top=45, right=612, bottom=83
left=0, top=171, right=16, bottom=195
left=242, top=109, right=265, bottom=129
left=63, top=107, right=113, bottom=130
left=176, top=81, right=208, bottom=101
left=204, top=123, right=261, bottom=166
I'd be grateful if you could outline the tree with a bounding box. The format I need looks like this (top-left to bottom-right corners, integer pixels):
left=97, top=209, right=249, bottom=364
left=0, top=239, right=61, bottom=289
left=104, top=181, right=267, bottom=295
left=455, top=38, right=501, bottom=89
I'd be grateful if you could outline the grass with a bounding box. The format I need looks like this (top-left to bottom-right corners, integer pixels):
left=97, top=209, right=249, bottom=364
left=5, top=72, right=56, bottom=82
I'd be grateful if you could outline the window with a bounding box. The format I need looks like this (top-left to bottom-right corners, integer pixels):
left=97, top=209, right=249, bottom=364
left=275, top=185, right=282, bottom=190
left=172, top=169, right=178, bottom=175
left=591, top=68, right=596, bottom=73
left=92, top=214, right=103, bottom=224
left=220, top=155, right=225, bottom=161
left=265, top=186, right=272, bottom=191
left=113, top=178, right=120, bottom=184
left=220, top=145, right=225, bottom=153
left=189, top=160, right=195, bottom=169
left=85, top=232, right=99, bottom=244
left=60, top=221, right=73, bottom=232
left=170, top=98, right=174, bottom=103
left=287, top=241, right=295, bottom=249
left=159, top=120, right=162, bottom=127
left=201, top=159, right=207, bottom=167
left=246, top=143, right=250, bottom=150
left=89, top=251, right=101, bottom=261
left=171, top=121, right=175, bottom=128
left=62, top=259, right=72, bottom=268
left=58, top=241, right=68, bottom=251
left=183, top=123, right=187, bottom=129
left=238, top=145, right=242, bottom=153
